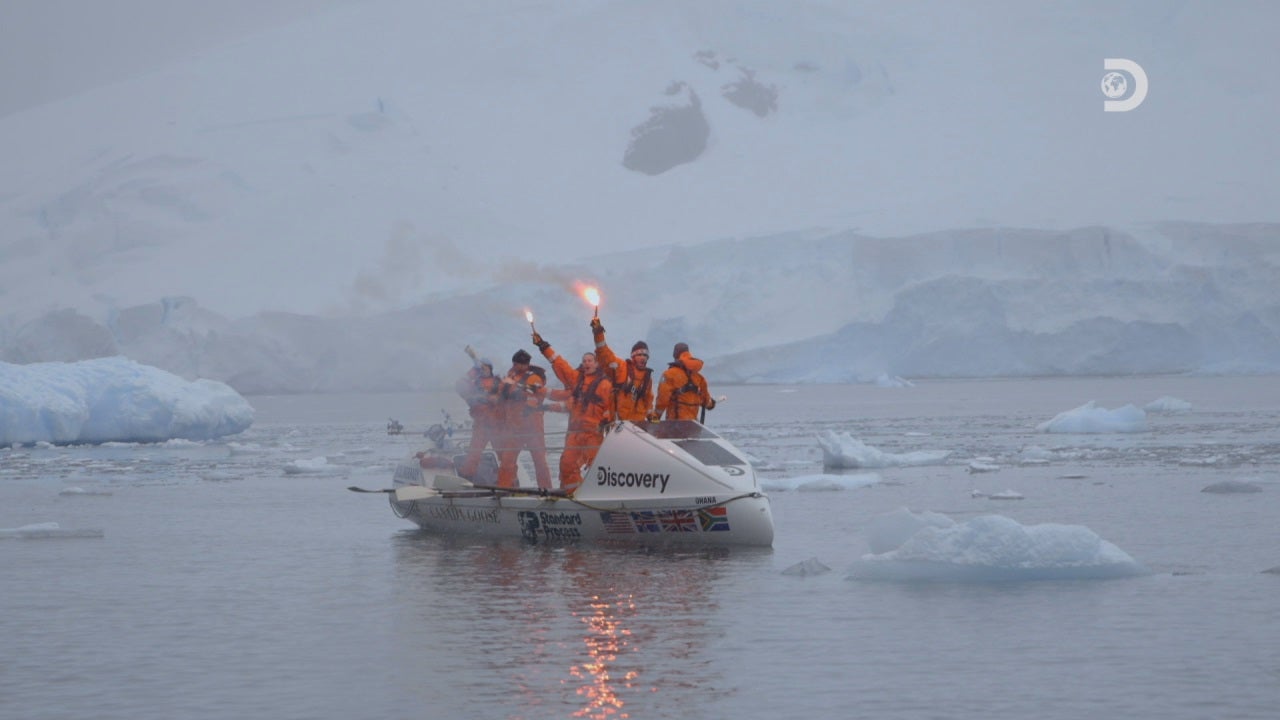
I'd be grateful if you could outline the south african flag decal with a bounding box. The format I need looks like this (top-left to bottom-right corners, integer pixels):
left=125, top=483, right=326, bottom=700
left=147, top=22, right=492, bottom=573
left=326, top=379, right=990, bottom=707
left=697, top=506, right=730, bottom=532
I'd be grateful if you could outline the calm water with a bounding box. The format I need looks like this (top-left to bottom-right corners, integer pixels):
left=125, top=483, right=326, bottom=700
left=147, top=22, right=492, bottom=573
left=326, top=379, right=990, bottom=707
left=3, top=376, right=1279, bottom=719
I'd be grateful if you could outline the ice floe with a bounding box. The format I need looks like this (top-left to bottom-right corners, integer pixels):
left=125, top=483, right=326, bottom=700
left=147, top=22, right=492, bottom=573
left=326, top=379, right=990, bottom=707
left=1036, top=401, right=1148, bottom=434
left=782, top=557, right=832, bottom=576
left=849, top=508, right=1148, bottom=581
left=761, top=473, right=882, bottom=492
left=1145, top=396, right=1193, bottom=413
left=1201, top=480, right=1262, bottom=494
left=818, top=431, right=949, bottom=469
left=0, top=522, right=105, bottom=539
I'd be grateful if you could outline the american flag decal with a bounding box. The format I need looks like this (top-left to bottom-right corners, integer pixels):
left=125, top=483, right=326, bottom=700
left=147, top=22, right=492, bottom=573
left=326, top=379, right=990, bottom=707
left=698, top=506, right=731, bottom=532
left=631, top=511, right=662, bottom=533
left=600, top=511, right=634, bottom=534
left=660, top=510, right=697, bottom=532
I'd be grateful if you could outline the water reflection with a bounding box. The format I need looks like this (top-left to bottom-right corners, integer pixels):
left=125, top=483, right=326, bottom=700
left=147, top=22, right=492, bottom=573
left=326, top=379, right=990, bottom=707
left=390, top=534, right=751, bottom=718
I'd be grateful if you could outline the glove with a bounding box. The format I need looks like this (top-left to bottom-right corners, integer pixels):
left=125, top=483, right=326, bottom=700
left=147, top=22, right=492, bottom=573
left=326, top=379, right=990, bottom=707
left=706, top=398, right=716, bottom=410
left=646, top=411, right=660, bottom=423
left=531, top=332, right=549, bottom=351
left=590, top=317, right=604, bottom=334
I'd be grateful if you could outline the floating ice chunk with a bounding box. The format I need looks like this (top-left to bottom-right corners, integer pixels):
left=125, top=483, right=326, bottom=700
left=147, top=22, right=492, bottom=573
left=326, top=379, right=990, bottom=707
left=987, top=489, right=1024, bottom=500
left=0, top=522, right=105, bottom=539
left=1201, top=480, right=1262, bottom=494
left=782, top=557, right=832, bottom=576
left=1180, top=455, right=1222, bottom=466
left=283, top=457, right=347, bottom=475
left=1145, top=396, right=1193, bottom=413
left=58, top=487, right=114, bottom=496
left=1036, top=401, right=1148, bottom=434
left=0, top=357, right=253, bottom=445
left=818, top=431, right=949, bottom=469
left=1019, top=445, right=1054, bottom=463
left=850, top=510, right=1147, bottom=581
left=761, top=473, right=882, bottom=492
left=873, top=373, right=914, bottom=388
left=967, top=458, right=1000, bottom=473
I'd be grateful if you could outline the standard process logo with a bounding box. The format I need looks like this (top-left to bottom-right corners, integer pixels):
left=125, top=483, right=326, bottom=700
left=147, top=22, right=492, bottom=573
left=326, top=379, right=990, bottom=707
left=1102, top=58, right=1148, bottom=112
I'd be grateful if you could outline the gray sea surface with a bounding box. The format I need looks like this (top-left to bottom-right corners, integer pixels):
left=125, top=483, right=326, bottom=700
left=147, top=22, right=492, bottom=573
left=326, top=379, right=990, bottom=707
left=2, top=376, right=1279, bottom=719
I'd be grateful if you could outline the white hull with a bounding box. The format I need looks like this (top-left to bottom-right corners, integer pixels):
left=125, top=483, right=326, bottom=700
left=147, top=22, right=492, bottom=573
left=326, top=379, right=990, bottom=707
left=388, top=420, right=774, bottom=547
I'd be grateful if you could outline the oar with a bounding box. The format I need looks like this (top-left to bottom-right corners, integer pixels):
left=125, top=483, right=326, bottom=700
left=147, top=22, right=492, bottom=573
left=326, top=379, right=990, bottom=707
left=347, top=485, right=438, bottom=501
left=468, top=482, right=571, bottom=498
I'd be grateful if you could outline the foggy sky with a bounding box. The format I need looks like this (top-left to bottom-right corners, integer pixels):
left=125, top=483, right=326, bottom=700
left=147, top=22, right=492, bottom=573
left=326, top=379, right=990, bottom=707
left=1, top=0, right=1277, bottom=321
left=0, top=0, right=354, bottom=117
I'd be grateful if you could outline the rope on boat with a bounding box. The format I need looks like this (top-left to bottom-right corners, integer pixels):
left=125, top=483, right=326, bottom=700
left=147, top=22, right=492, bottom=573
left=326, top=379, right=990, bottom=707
left=555, top=491, right=766, bottom=514
left=388, top=487, right=765, bottom=516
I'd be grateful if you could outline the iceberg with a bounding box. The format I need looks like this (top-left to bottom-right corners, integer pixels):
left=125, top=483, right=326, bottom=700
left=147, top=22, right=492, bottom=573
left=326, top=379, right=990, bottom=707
left=761, top=473, right=883, bottom=492
left=1036, top=401, right=1148, bottom=433
left=818, top=431, right=950, bottom=469
left=1145, top=396, right=1193, bottom=413
left=0, top=356, right=253, bottom=446
left=850, top=509, right=1149, bottom=581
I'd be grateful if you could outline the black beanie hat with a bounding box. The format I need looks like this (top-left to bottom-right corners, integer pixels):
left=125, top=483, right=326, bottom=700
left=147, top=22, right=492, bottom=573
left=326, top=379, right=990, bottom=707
left=673, top=342, right=689, bottom=359
left=631, top=340, right=649, bottom=353
left=512, top=349, right=532, bottom=364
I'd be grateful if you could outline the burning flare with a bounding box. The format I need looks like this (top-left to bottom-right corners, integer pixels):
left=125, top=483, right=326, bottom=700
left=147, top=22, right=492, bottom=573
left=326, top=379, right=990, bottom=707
left=525, top=310, right=534, bottom=323
left=582, top=286, right=601, bottom=313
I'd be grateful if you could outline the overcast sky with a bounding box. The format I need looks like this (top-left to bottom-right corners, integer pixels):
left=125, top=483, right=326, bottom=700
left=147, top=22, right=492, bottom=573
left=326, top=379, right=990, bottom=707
left=0, top=0, right=354, bottom=117
left=1, top=0, right=1276, bottom=321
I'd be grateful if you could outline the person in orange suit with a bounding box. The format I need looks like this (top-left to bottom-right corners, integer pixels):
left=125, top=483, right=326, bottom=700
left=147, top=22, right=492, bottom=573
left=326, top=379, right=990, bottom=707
left=589, top=317, right=654, bottom=423
left=532, top=331, right=615, bottom=492
left=652, top=342, right=716, bottom=422
left=496, top=349, right=552, bottom=489
left=455, top=356, right=502, bottom=480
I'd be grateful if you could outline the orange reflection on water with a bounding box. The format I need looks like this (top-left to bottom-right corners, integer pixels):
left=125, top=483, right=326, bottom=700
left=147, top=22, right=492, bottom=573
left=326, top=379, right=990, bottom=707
left=568, top=593, right=638, bottom=719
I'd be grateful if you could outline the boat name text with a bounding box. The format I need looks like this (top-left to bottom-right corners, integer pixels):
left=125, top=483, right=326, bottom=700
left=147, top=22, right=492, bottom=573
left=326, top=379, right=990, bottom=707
left=596, top=466, right=670, bottom=493
left=425, top=505, right=500, bottom=524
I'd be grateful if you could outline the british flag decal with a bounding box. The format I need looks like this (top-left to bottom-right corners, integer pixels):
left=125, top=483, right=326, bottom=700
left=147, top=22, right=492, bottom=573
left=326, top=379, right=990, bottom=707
left=697, top=506, right=731, bottom=532
left=660, top=510, right=698, bottom=532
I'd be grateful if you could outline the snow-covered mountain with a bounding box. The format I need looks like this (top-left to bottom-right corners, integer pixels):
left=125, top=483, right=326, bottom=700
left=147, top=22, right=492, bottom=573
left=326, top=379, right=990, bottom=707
left=4, top=221, right=1278, bottom=392
left=1, top=1, right=1277, bottom=391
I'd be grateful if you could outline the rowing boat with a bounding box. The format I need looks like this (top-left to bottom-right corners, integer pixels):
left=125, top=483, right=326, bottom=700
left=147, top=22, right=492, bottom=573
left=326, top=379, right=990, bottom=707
left=368, top=419, right=773, bottom=547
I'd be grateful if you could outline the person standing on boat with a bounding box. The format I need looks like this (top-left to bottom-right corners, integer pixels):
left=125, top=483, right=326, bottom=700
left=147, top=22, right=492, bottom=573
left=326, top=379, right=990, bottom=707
left=496, top=349, right=553, bottom=490
left=651, top=342, right=716, bottom=422
left=455, top=356, right=502, bottom=480
left=532, top=331, right=615, bottom=492
left=589, top=317, right=654, bottom=423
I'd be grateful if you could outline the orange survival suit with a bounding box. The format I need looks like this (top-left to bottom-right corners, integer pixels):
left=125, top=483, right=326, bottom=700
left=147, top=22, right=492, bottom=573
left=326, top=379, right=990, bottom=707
left=535, top=334, right=615, bottom=492
left=455, top=360, right=502, bottom=479
left=653, top=343, right=716, bottom=421
left=591, top=319, right=654, bottom=423
left=495, top=350, right=552, bottom=489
